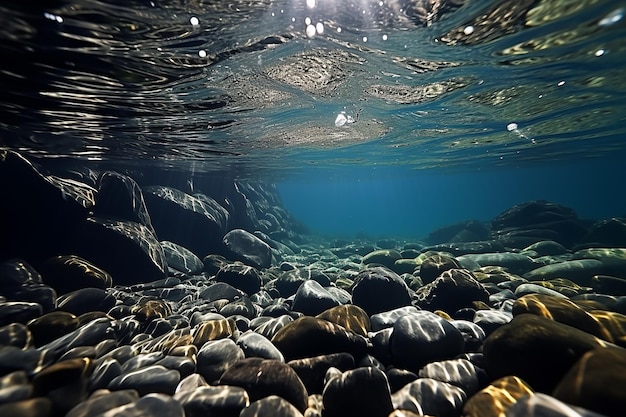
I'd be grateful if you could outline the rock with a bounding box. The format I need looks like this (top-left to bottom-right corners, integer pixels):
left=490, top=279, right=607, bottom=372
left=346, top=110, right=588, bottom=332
left=322, top=367, right=393, bottom=417
left=219, top=296, right=257, bottom=320
left=196, top=338, right=245, bottom=383
left=236, top=330, right=284, bottom=361
left=414, top=269, right=490, bottom=314
left=459, top=252, right=538, bottom=275
left=27, top=311, right=79, bottom=347
left=271, top=316, right=368, bottom=361
left=94, top=393, right=184, bottom=417
left=292, top=280, right=341, bottom=316
left=32, top=357, right=93, bottom=415
left=591, top=275, right=626, bottom=296
left=449, top=319, right=484, bottom=349
left=370, top=306, right=421, bottom=331
left=143, top=185, right=226, bottom=257
left=192, top=319, right=236, bottom=347
left=215, top=262, right=262, bottom=296
left=552, top=346, right=626, bottom=417
left=514, top=283, right=568, bottom=299
left=287, top=353, right=355, bottom=394
left=482, top=313, right=612, bottom=392
left=66, top=390, right=139, bottom=417
left=582, top=218, right=626, bottom=247
left=385, top=367, right=418, bottom=393
left=160, top=241, right=204, bottom=274
left=506, top=393, right=609, bottom=417
left=68, top=217, right=168, bottom=285
left=362, top=249, right=402, bottom=270
left=463, top=375, right=534, bottom=417
left=93, top=171, right=154, bottom=232
left=240, top=395, right=304, bottom=417
left=316, top=305, right=371, bottom=337
left=202, top=254, right=229, bottom=275
left=198, top=282, right=247, bottom=303
left=424, top=220, right=490, bottom=245
left=41, top=317, right=115, bottom=363
left=174, top=385, right=249, bottom=417
left=56, top=288, right=116, bottom=316
left=418, top=358, right=482, bottom=396
left=0, top=323, right=32, bottom=349
left=88, top=358, right=122, bottom=391
left=472, top=310, right=512, bottom=336
left=108, top=365, right=180, bottom=395
left=0, top=301, right=43, bottom=326
left=418, top=253, right=461, bottom=284
left=391, top=378, right=466, bottom=417
left=523, top=240, right=569, bottom=256
left=512, top=294, right=614, bottom=341
left=38, top=255, right=112, bottom=296
left=523, top=259, right=604, bottom=286
left=491, top=200, right=587, bottom=248
left=351, top=267, right=412, bottom=315
left=0, top=151, right=95, bottom=264
left=0, top=398, right=52, bottom=417
left=253, top=315, right=294, bottom=340
left=218, top=358, right=308, bottom=412
left=222, top=229, right=272, bottom=269
left=390, top=311, right=465, bottom=372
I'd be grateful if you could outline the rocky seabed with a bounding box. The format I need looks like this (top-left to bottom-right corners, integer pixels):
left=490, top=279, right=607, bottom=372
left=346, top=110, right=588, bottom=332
left=1, top=150, right=626, bottom=417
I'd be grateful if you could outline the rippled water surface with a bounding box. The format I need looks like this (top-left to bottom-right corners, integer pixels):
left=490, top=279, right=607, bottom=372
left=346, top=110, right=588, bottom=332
left=1, top=0, right=626, bottom=177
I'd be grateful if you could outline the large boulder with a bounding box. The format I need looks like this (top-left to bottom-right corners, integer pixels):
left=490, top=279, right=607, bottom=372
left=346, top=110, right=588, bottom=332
left=143, top=186, right=227, bottom=257
left=222, top=229, right=272, bottom=269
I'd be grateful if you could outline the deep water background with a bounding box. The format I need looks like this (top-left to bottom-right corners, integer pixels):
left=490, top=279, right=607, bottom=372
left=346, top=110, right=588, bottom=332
left=277, top=152, right=626, bottom=238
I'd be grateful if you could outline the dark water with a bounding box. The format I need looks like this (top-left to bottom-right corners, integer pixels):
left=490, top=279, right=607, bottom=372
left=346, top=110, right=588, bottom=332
left=1, top=0, right=626, bottom=236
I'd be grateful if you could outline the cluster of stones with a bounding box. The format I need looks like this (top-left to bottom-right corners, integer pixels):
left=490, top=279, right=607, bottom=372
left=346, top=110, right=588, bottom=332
left=1, top=150, right=626, bottom=417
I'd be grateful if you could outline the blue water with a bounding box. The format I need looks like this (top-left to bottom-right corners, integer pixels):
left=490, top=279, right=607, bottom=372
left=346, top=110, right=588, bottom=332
left=1, top=0, right=626, bottom=237
left=278, top=155, right=626, bottom=238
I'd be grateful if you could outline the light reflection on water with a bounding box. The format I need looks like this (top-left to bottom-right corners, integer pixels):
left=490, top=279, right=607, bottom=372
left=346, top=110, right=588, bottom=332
left=0, top=0, right=625, bottom=177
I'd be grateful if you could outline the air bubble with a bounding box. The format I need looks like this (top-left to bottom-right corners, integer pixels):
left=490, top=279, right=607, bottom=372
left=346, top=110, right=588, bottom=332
left=190, top=16, right=199, bottom=26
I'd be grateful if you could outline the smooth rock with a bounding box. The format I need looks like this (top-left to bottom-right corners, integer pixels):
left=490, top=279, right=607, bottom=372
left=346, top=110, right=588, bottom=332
left=240, top=395, right=304, bottom=417
left=315, top=304, right=370, bottom=337
left=215, top=262, right=262, bottom=296
left=292, top=280, right=340, bottom=316
left=418, top=358, right=482, bottom=396
left=161, top=241, right=204, bottom=274
left=287, top=353, right=355, bottom=394
left=196, top=338, right=245, bottom=383
left=68, top=217, right=168, bottom=285
left=143, top=185, right=225, bottom=257
left=40, top=255, right=112, bottom=295
left=553, top=346, right=626, bottom=417
left=236, top=330, right=284, bottom=361
left=482, top=314, right=612, bottom=392
left=322, top=367, right=393, bottom=417
left=271, top=316, right=368, bottom=361
left=523, top=259, right=604, bottom=286
left=222, top=229, right=272, bottom=269
left=95, top=393, right=185, bottom=417
left=108, top=364, right=180, bottom=395
left=414, top=268, right=490, bottom=315
left=390, top=311, right=465, bottom=372
left=391, top=378, right=466, bottom=417
left=463, top=375, right=534, bottom=417
left=351, top=267, right=412, bottom=315
left=218, top=357, right=308, bottom=412
left=175, top=385, right=249, bottom=417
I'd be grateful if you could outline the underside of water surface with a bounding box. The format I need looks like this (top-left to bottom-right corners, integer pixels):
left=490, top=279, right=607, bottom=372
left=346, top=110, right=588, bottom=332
left=1, top=0, right=625, bottom=177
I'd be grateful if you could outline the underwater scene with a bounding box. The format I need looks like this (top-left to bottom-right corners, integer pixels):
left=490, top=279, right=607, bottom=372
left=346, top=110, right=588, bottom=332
left=1, top=0, right=626, bottom=416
